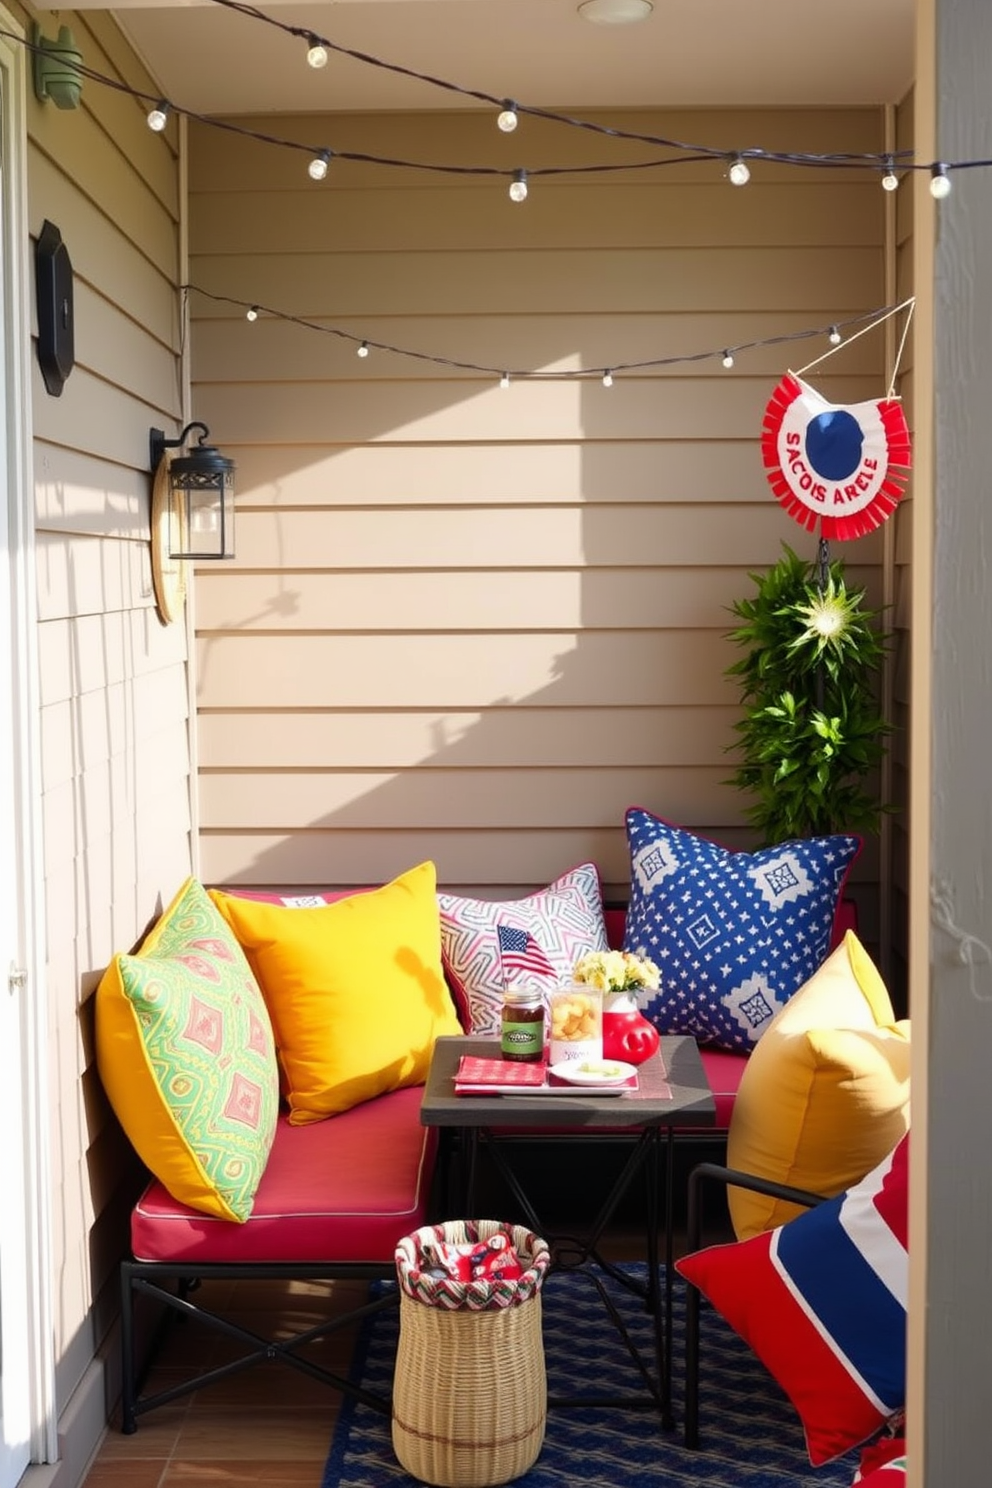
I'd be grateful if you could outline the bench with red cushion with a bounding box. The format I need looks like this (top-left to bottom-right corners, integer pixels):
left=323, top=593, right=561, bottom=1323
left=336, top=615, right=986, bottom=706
left=120, top=1086, right=435, bottom=1432
left=120, top=889, right=855, bottom=1433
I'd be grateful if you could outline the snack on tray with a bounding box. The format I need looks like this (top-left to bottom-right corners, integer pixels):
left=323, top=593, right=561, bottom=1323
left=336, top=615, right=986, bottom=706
left=547, top=985, right=603, bottom=1064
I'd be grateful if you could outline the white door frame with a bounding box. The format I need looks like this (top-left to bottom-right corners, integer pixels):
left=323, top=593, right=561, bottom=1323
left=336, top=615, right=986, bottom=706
left=0, top=12, right=57, bottom=1469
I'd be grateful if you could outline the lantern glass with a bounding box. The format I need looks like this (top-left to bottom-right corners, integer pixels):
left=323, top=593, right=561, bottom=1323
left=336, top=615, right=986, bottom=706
left=166, top=449, right=235, bottom=560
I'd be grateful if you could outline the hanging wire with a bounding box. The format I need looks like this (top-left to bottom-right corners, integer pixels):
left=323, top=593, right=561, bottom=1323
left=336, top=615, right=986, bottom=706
left=886, top=299, right=916, bottom=398
left=185, top=284, right=915, bottom=382
left=203, top=0, right=926, bottom=173
left=3, top=22, right=982, bottom=184
left=794, top=296, right=915, bottom=378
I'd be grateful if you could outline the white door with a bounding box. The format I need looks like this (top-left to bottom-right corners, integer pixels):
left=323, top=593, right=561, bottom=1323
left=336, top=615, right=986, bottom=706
left=0, top=16, right=56, bottom=1480
left=0, top=43, right=29, bottom=1485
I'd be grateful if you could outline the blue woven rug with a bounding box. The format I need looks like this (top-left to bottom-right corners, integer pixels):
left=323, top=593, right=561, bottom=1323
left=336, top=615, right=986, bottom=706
left=322, top=1266, right=860, bottom=1487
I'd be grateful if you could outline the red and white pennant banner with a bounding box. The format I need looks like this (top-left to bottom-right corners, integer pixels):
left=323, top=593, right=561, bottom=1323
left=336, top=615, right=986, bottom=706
left=761, top=373, right=912, bottom=540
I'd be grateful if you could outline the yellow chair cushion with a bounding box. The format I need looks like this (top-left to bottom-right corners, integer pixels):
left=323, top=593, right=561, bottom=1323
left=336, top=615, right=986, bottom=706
left=96, top=877, right=280, bottom=1222
left=726, top=930, right=910, bottom=1240
left=210, top=861, right=462, bottom=1124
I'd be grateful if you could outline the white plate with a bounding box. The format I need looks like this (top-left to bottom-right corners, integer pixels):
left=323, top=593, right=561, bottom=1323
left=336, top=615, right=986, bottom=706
left=546, top=1059, right=638, bottom=1087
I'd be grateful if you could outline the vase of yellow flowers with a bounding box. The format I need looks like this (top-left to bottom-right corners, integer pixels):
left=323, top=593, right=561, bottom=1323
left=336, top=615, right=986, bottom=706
left=571, top=950, right=661, bottom=1066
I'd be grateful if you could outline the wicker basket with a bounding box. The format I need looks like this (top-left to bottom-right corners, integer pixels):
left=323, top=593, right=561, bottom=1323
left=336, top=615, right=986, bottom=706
left=391, top=1219, right=550, bottom=1488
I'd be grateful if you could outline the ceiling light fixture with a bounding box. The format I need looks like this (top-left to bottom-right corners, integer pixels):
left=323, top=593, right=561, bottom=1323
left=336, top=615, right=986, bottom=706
left=578, top=0, right=653, bottom=22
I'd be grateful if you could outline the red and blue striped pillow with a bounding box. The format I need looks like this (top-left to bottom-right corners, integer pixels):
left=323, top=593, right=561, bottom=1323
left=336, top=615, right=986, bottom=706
left=677, top=1133, right=908, bottom=1466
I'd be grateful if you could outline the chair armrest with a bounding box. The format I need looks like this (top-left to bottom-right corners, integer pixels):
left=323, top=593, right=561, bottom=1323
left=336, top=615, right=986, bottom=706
left=682, top=1163, right=827, bottom=1450
left=686, top=1161, right=826, bottom=1253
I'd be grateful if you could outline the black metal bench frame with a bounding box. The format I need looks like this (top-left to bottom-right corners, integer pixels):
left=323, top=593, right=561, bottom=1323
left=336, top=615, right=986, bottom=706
left=120, top=1257, right=398, bottom=1433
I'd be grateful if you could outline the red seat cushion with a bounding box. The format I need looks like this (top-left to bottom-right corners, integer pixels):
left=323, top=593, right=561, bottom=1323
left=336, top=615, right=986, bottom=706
left=698, top=1046, right=748, bottom=1130
left=131, top=1086, right=436, bottom=1265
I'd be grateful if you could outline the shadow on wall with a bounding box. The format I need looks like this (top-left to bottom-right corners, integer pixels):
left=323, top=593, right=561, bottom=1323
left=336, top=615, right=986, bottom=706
left=189, top=327, right=887, bottom=923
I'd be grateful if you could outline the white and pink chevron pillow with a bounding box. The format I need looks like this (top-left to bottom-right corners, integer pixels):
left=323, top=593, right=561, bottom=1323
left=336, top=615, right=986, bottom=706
left=438, top=863, right=609, bottom=1036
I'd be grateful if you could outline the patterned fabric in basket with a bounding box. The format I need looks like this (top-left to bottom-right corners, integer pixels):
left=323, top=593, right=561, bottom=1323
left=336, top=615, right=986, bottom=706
left=395, top=1219, right=550, bottom=1311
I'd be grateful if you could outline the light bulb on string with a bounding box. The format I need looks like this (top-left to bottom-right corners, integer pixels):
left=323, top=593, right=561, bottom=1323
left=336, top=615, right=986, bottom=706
left=930, top=162, right=952, bottom=199
left=497, top=101, right=519, bottom=133
left=246, top=305, right=259, bottom=322
left=721, top=351, right=735, bottom=369
left=308, top=149, right=332, bottom=181
left=147, top=101, right=170, bottom=132
left=881, top=156, right=900, bottom=192
left=602, top=370, right=614, bottom=388
left=828, top=325, right=842, bottom=346
left=727, top=154, right=750, bottom=187
left=356, top=341, right=369, bottom=359
left=509, top=169, right=528, bottom=203
left=499, top=372, right=511, bottom=390
left=305, top=35, right=328, bottom=68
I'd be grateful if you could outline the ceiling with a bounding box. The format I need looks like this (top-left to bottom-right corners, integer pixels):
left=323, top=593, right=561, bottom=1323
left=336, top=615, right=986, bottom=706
left=93, top=0, right=916, bottom=118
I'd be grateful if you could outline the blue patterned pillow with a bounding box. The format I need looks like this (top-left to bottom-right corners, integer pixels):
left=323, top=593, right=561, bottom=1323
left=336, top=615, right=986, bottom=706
left=621, top=809, right=861, bottom=1052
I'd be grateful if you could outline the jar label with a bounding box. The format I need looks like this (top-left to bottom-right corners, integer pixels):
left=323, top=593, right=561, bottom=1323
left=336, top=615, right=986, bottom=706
left=501, top=1021, right=544, bottom=1059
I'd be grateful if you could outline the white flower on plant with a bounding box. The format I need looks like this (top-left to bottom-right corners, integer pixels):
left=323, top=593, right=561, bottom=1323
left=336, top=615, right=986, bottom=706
left=789, top=577, right=864, bottom=659
left=572, top=950, right=660, bottom=995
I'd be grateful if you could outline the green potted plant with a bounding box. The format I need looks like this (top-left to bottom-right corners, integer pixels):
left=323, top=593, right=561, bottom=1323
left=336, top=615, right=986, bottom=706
left=725, top=543, right=891, bottom=845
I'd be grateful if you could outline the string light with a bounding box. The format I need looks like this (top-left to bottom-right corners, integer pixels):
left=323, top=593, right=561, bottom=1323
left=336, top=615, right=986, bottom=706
left=305, top=34, right=328, bottom=68
left=146, top=100, right=169, bottom=132
left=186, top=284, right=914, bottom=385
left=497, top=101, right=519, bottom=133
left=728, top=155, right=751, bottom=187
left=509, top=169, right=528, bottom=202
left=930, top=162, right=952, bottom=199
left=308, top=149, right=331, bottom=181
left=721, top=351, right=735, bottom=369
left=356, top=341, right=369, bottom=358
left=246, top=305, right=259, bottom=322
left=2, top=20, right=980, bottom=194
left=828, top=325, right=842, bottom=346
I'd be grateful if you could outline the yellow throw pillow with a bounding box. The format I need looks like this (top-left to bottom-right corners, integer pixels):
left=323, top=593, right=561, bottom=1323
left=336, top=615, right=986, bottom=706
left=96, top=878, right=280, bottom=1222
left=210, top=861, right=462, bottom=1124
left=726, top=930, right=910, bottom=1240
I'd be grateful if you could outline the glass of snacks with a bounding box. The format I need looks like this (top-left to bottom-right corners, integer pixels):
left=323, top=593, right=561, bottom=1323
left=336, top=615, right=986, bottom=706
left=547, top=985, right=603, bottom=1065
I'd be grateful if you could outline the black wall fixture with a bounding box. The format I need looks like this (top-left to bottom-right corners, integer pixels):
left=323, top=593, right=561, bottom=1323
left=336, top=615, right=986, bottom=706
left=35, top=220, right=75, bottom=397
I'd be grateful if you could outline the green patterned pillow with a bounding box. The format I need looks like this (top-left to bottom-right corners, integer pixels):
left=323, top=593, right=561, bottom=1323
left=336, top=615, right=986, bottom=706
left=96, top=877, right=279, bottom=1221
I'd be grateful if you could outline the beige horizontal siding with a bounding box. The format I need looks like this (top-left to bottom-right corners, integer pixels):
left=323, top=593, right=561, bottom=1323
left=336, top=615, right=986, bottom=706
left=198, top=765, right=735, bottom=830
left=220, top=439, right=852, bottom=507
left=190, top=105, right=889, bottom=903
left=191, top=309, right=885, bottom=384
left=197, top=372, right=883, bottom=448
left=196, top=705, right=739, bottom=769
left=29, top=151, right=178, bottom=353
left=195, top=630, right=737, bottom=708
left=190, top=181, right=884, bottom=255
left=216, top=500, right=881, bottom=571
left=188, top=107, right=886, bottom=191
left=199, top=825, right=880, bottom=903
left=193, top=562, right=881, bottom=632
left=28, top=6, right=191, bottom=1387
left=192, top=245, right=883, bottom=318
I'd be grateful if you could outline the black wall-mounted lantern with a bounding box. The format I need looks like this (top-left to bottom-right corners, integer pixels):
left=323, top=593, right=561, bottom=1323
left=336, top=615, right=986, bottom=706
left=149, top=422, right=236, bottom=560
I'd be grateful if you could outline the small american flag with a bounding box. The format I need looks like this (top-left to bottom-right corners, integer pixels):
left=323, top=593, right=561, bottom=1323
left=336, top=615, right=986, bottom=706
left=497, top=923, right=556, bottom=981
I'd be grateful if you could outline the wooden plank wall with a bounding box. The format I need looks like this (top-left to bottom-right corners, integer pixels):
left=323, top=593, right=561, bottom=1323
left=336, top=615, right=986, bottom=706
left=24, top=5, right=190, bottom=1401
left=188, top=106, right=891, bottom=930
